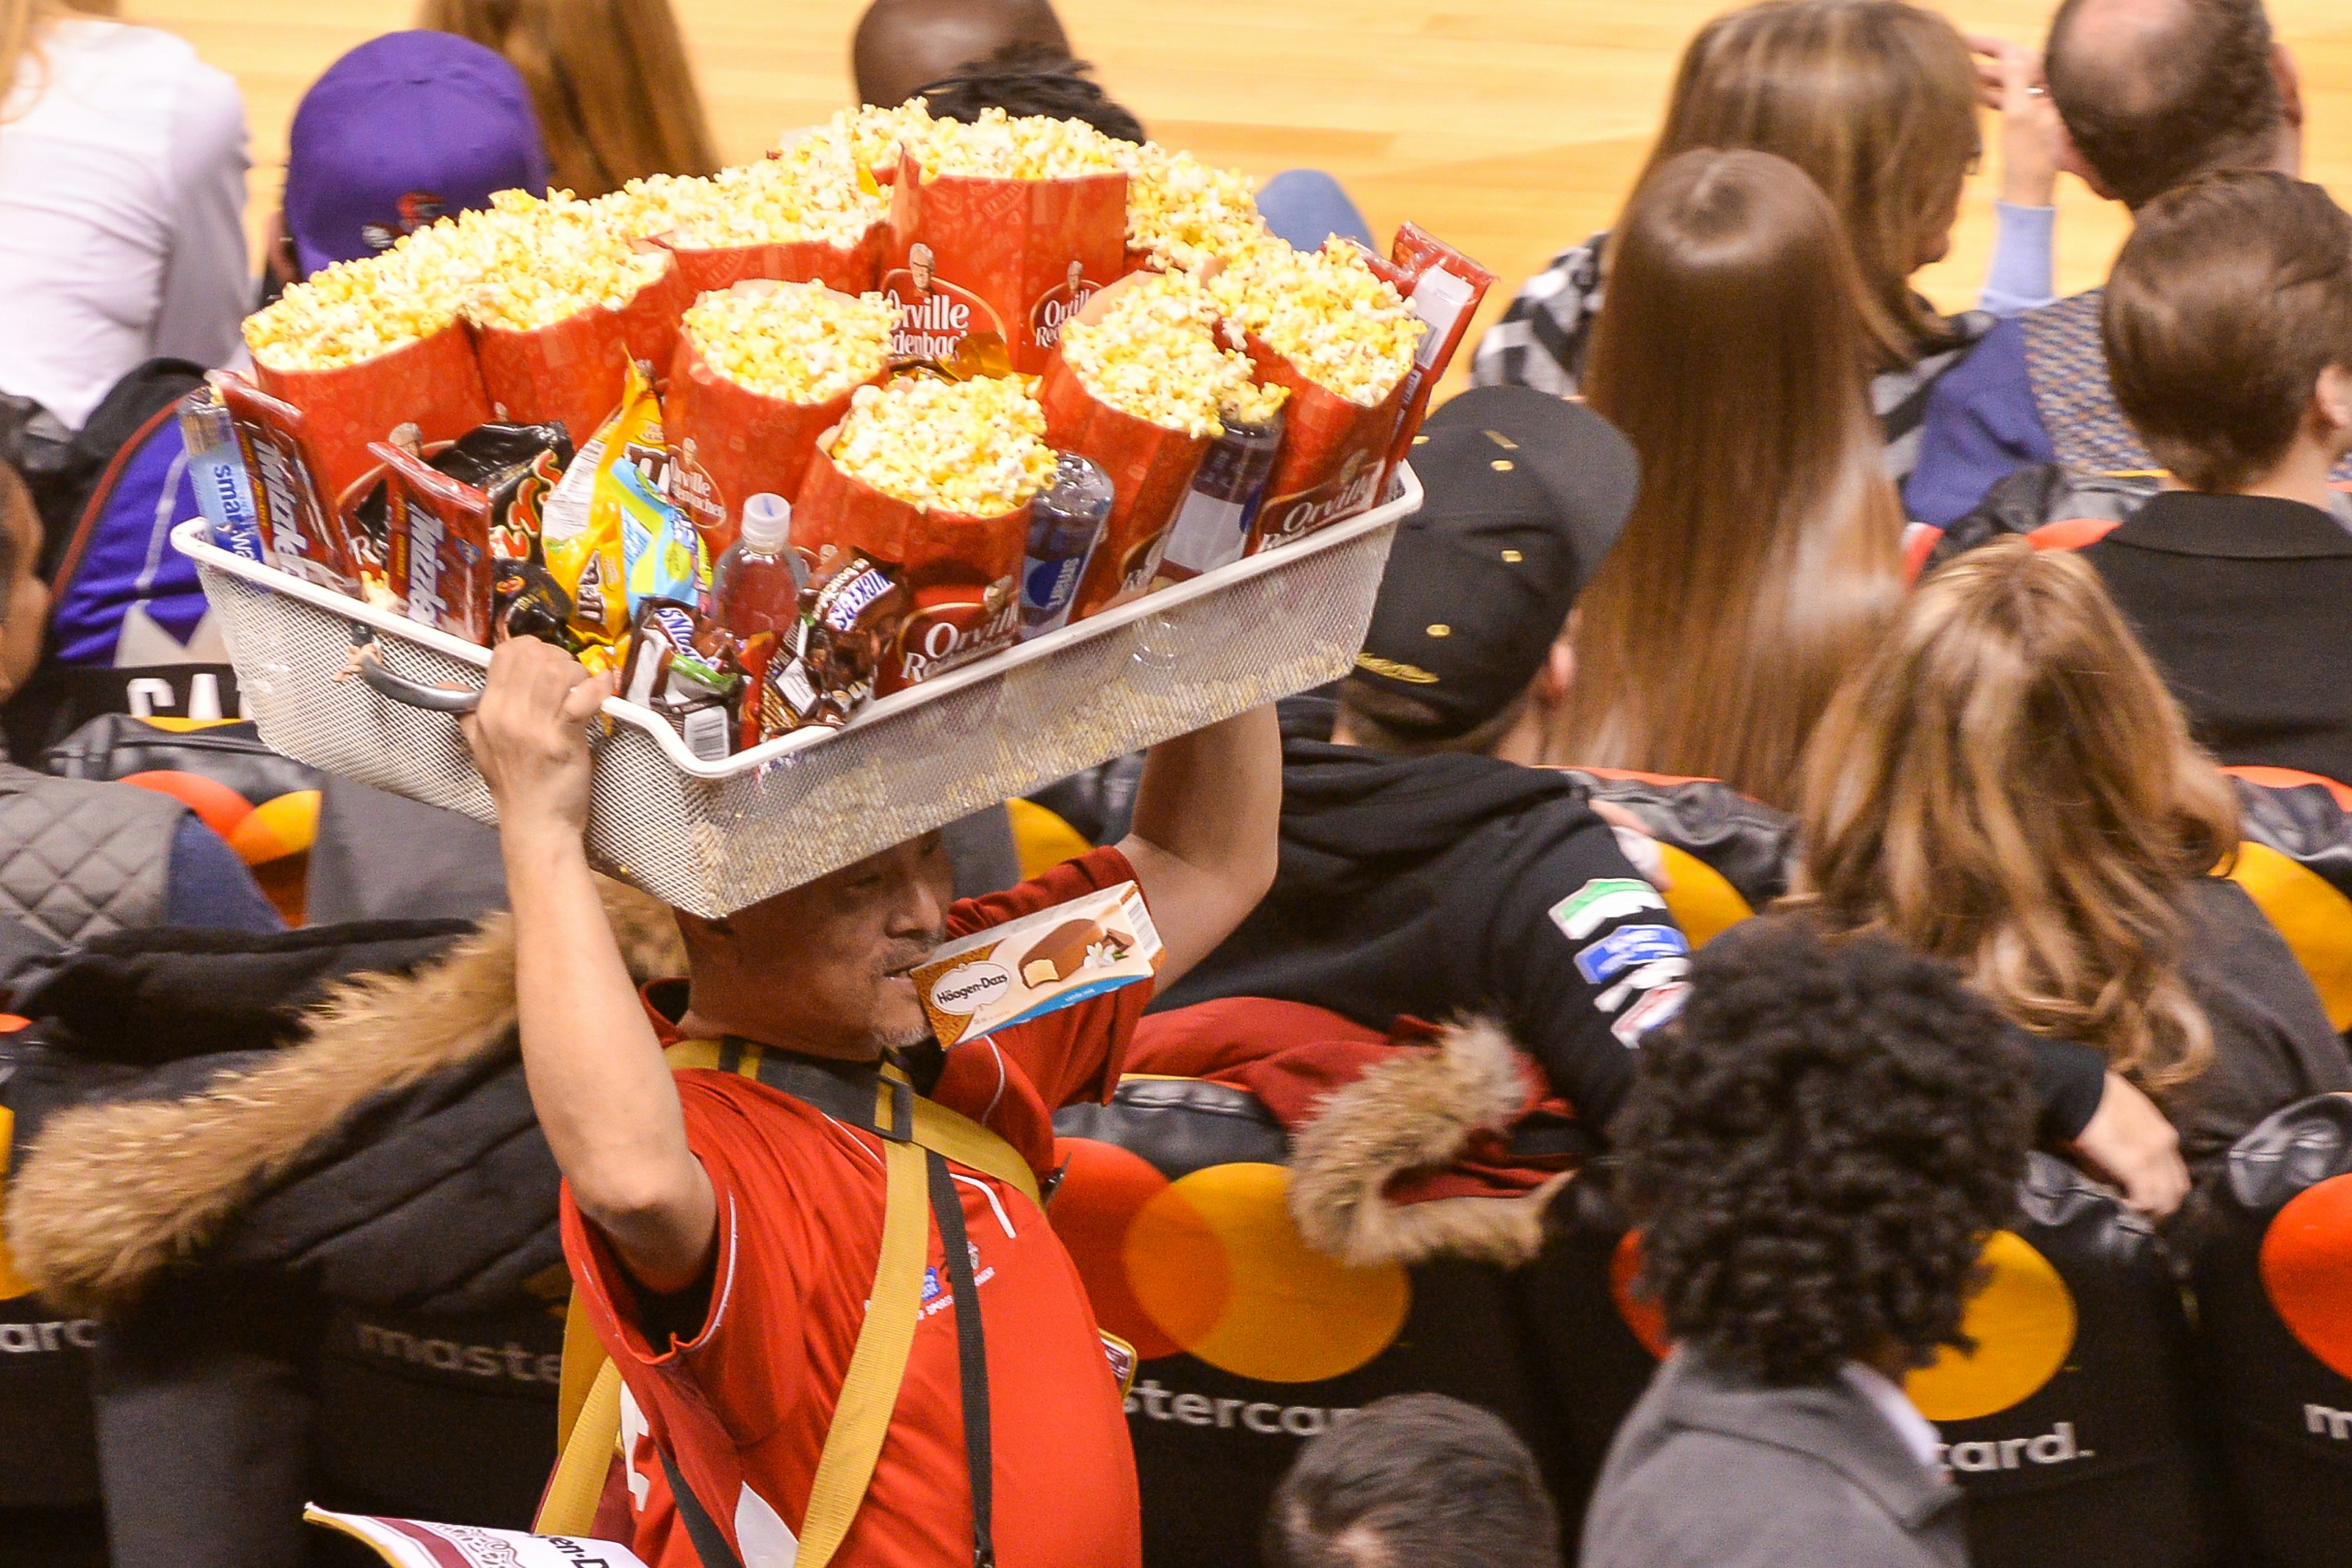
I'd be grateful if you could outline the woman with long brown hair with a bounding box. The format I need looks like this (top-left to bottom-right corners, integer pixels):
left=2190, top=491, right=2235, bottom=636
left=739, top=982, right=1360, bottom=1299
left=1473, top=0, right=2060, bottom=482
left=1787, top=539, right=2352, bottom=1175
left=419, top=0, right=721, bottom=198
left=1544, top=147, right=1904, bottom=808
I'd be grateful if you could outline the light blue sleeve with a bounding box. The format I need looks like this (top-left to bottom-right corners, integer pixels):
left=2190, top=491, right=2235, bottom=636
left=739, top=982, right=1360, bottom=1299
left=1979, top=201, right=2057, bottom=317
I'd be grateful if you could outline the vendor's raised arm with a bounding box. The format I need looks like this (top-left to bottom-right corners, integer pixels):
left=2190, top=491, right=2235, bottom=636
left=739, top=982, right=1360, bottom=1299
left=461, top=638, right=717, bottom=1295
left=1115, top=704, right=1281, bottom=988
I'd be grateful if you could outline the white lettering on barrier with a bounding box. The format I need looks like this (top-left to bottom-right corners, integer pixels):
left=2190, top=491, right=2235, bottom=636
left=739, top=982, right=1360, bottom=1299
left=2308, top=1403, right=2352, bottom=1440
left=0, top=1318, right=99, bottom=1352
left=1934, top=1421, right=2092, bottom=1472
left=1123, top=1377, right=1360, bottom=1439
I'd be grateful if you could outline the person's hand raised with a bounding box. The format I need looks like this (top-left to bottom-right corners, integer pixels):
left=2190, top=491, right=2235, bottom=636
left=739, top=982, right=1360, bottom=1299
left=460, top=638, right=615, bottom=843
left=1968, top=34, right=2061, bottom=209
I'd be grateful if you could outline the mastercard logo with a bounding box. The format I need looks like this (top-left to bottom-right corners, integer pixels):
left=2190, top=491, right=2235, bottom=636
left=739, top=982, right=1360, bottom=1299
left=2260, top=1172, right=2352, bottom=1380
left=1609, top=1229, right=2078, bottom=1422
left=1052, top=1140, right=1410, bottom=1384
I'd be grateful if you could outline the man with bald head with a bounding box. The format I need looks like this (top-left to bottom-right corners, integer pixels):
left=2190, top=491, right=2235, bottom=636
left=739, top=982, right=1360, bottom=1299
left=852, top=0, right=1071, bottom=108
left=1906, top=0, right=2313, bottom=527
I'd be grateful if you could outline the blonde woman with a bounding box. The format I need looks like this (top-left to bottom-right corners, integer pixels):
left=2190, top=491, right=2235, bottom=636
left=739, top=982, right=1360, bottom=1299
left=419, top=0, right=720, bottom=198
left=1472, top=0, right=2060, bottom=482
left=1, top=0, right=248, bottom=433
left=1544, top=148, right=1903, bottom=809
left=1788, top=540, right=2352, bottom=1177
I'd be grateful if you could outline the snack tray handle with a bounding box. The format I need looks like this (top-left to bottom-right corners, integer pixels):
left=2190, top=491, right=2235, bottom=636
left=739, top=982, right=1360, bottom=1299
left=347, top=626, right=483, bottom=714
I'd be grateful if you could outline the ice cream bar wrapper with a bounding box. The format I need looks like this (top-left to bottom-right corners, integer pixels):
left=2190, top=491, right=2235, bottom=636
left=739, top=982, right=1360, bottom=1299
left=884, top=151, right=1127, bottom=374
left=473, top=251, right=692, bottom=446
left=665, top=320, right=880, bottom=558
left=1037, top=303, right=1211, bottom=621
left=1369, top=225, right=1496, bottom=484
left=251, top=322, right=491, bottom=505
left=373, top=441, right=496, bottom=645
left=914, top=881, right=1161, bottom=1047
left=304, top=1505, right=651, bottom=1568
left=211, top=374, right=357, bottom=592
left=792, top=446, right=1026, bottom=694
left=661, top=221, right=887, bottom=298
left=1240, top=334, right=1413, bottom=556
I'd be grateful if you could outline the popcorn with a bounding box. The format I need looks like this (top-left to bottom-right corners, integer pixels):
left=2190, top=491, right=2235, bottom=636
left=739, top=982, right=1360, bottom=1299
left=1116, top=142, right=1269, bottom=273
left=1061, top=272, right=1264, bottom=438
left=912, top=107, right=1123, bottom=181
left=1207, top=239, right=1424, bottom=407
left=244, top=248, right=466, bottom=372
left=826, top=375, right=1058, bottom=515
left=783, top=100, right=940, bottom=180
left=452, top=190, right=671, bottom=333
left=600, top=152, right=885, bottom=252
left=1220, top=376, right=1290, bottom=430
left=683, top=283, right=897, bottom=405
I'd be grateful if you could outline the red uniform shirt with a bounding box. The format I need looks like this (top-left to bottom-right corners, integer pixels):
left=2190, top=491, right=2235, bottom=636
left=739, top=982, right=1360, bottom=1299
left=563, top=848, right=1151, bottom=1568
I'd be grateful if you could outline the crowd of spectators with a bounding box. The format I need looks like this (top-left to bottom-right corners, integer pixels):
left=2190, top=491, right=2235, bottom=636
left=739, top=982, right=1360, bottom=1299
left=1, top=0, right=2349, bottom=1565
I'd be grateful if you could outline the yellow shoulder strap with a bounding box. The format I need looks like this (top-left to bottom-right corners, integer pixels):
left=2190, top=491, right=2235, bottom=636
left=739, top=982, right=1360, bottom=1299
left=536, top=1040, right=1010, bottom=1551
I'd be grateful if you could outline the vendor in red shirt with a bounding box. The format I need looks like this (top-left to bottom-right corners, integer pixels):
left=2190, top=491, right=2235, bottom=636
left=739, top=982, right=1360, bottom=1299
left=463, top=640, right=1279, bottom=1568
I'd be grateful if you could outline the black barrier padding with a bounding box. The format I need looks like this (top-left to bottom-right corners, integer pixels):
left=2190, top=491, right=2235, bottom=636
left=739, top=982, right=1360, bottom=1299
left=0, top=1293, right=98, bottom=1510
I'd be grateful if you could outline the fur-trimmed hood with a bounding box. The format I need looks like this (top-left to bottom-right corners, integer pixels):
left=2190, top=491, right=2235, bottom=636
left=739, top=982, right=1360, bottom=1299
left=4, top=880, right=683, bottom=1316
left=1125, top=999, right=1582, bottom=1271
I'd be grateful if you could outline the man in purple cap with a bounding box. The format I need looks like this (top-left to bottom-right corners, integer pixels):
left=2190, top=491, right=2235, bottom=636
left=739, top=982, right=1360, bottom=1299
left=264, top=30, right=548, bottom=291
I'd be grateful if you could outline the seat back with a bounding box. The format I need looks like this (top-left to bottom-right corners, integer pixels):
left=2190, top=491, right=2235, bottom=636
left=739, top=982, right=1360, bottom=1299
left=2188, top=1093, right=2352, bottom=1568
left=1555, top=769, right=1795, bottom=947
left=1050, top=1077, right=1564, bottom=1568
left=2225, top=772, right=2352, bottom=1031
left=1519, top=1155, right=2224, bottom=1568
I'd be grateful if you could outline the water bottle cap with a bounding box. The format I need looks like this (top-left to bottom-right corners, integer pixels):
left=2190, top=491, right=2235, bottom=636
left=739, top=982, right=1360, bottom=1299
left=740, top=493, right=791, bottom=552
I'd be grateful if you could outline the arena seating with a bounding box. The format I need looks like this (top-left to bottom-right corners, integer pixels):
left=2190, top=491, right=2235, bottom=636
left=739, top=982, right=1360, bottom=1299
left=2188, top=1093, right=2352, bottom=1568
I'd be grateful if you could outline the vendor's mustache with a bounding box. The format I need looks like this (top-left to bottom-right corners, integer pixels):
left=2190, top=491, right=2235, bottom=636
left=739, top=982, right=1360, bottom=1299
left=878, top=936, right=941, bottom=978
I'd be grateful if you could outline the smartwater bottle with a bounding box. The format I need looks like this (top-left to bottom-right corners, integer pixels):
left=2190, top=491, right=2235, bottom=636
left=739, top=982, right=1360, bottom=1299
left=1020, top=454, right=1113, bottom=638
left=1152, top=407, right=1286, bottom=585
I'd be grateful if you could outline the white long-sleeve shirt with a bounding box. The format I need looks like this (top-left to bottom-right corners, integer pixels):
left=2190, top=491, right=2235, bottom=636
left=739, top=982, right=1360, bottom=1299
left=0, top=17, right=249, bottom=431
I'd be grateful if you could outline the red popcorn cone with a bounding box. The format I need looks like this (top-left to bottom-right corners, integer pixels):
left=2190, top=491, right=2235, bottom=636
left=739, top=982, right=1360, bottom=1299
left=794, top=445, right=1029, bottom=693
left=1240, top=334, right=1411, bottom=555
left=665, top=326, right=883, bottom=559
left=473, top=250, right=688, bottom=446
left=1037, top=351, right=1210, bottom=621
left=883, top=150, right=1127, bottom=375
left=662, top=221, right=888, bottom=298
left=250, top=322, right=489, bottom=505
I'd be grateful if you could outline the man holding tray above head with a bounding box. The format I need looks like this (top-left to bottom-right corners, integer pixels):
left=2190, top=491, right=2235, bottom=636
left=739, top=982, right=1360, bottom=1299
left=464, top=637, right=1277, bottom=1568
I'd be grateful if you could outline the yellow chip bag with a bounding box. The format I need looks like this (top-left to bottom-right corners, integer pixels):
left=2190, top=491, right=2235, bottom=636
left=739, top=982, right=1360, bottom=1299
left=542, top=361, right=668, bottom=643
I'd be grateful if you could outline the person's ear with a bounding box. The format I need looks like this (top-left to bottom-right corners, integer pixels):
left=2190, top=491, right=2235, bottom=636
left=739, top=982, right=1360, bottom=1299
left=1538, top=634, right=1576, bottom=706
left=2052, top=123, right=2112, bottom=201
left=2274, top=43, right=2306, bottom=133
left=2315, top=365, right=2352, bottom=445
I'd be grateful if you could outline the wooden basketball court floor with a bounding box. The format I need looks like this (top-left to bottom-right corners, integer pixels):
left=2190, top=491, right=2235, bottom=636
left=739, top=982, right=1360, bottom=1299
left=134, top=0, right=2352, bottom=400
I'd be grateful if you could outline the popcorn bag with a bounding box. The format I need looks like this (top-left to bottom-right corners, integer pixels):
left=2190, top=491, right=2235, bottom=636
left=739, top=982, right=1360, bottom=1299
left=473, top=250, right=692, bottom=445
left=884, top=148, right=1127, bottom=374
left=250, top=324, right=490, bottom=505
left=1037, top=352, right=1208, bottom=621
left=1240, top=335, right=1413, bottom=556
left=661, top=221, right=888, bottom=297
left=1366, top=225, right=1498, bottom=482
left=663, top=282, right=896, bottom=556
left=792, top=445, right=1029, bottom=695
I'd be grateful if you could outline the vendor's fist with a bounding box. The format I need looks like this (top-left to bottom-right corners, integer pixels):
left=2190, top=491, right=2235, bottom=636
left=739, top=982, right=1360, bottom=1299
left=461, top=638, right=614, bottom=841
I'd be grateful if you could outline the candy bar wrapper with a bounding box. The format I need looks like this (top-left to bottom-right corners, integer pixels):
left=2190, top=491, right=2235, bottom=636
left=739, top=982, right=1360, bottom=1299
left=914, top=880, right=1161, bottom=1048
left=620, top=596, right=739, bottom=760
left=251, top=322, right=491, bottom=504
left=540, top=363, right=667, bottom=644
left=210, top=374, right=357, bottom=592
left=661, top=221, right=888, bottom=298
left=372, top=441, right=496, bottom=645
left=1239, top=335, right=1415, bottom=556
left=492, top=559, right=576, bottom=648
left=793, top=446, right=1027, bottom=696
left=304, top=1505, right=652, bottom=1568
left=1372, top=225, right=1496, bottom=481
left=473, top=250, right=692, bottom=446
left=802, top=547, right=913, bottom=723
left=1036, top=351, right=1209, bottom=621
left=884, top=151, right=1127, bottom=374
left=665, top=319, right=880, bottom=558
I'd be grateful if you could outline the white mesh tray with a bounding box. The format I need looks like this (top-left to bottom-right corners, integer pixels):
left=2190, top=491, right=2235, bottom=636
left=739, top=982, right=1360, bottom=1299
left=174, top=466, right=1416, bottom=914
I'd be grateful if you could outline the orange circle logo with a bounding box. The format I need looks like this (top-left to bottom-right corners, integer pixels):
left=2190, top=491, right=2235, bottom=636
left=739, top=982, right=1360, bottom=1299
left=2260, top=1172, right=2352, bottom=1379
left=1907, top=1231, right=2076, bottom=1422
left=1052, top=1142, right=1410, bottom=1383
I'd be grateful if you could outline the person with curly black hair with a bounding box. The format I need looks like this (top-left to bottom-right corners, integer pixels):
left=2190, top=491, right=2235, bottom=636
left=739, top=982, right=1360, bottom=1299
left=1580, top=913, right=2036, bottom=1568
left=914, top=41, right=1144, bottom=143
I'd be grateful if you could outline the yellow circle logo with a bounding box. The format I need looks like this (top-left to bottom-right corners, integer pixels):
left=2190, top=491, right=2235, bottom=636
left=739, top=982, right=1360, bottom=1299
left=1906, top=1230, right=2077, bottom=1422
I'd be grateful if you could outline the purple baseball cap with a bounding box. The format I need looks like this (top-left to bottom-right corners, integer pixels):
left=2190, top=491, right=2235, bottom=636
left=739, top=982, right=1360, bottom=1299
left=283, top=31, right=550, bottom=277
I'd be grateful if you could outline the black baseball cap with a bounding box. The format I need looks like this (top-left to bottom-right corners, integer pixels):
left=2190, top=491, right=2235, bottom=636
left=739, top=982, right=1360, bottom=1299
left=1350, top=386, right=1639, bottom=739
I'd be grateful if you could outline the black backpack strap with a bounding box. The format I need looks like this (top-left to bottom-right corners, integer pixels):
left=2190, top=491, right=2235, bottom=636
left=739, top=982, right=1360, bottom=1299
left=659, top=1444, right=747, bottom=1568
left=928, top=1149, right=997, bottom=1568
